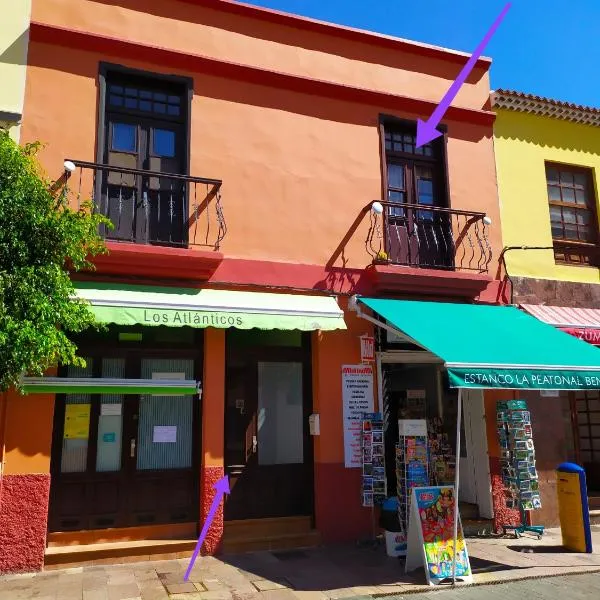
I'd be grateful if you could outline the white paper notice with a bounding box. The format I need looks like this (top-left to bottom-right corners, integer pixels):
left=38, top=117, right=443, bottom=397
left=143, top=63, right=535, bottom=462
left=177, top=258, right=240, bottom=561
left=153, top=425, right=177, bottom=443
left=101, top=403, right=122, bottom=416
left=342, top=365, right=374, bottom=468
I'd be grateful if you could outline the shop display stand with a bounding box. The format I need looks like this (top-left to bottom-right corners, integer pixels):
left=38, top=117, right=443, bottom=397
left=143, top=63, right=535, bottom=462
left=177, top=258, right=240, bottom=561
left=427, top=417, right=456, bottom=486
left=360, top=412, right=387, bottom=548
left=396, top=420, right=429, bottom=554
left=497, top=400, right=545, bottom=540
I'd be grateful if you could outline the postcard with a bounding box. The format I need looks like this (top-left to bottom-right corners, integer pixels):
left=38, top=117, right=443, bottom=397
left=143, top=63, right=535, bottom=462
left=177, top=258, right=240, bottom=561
left=372, top=431, right=384, bottom=444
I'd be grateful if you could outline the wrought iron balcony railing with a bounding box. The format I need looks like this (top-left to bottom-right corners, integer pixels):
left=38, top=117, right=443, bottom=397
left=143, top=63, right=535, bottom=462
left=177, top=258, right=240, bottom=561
left=64, top=160, right=225, bottom=250
left=366, top=201, right=492, bottom=273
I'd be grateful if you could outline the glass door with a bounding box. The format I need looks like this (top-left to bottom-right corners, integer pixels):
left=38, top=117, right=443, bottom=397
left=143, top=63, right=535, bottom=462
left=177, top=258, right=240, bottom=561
left=49, top=353, right=199, bottom=532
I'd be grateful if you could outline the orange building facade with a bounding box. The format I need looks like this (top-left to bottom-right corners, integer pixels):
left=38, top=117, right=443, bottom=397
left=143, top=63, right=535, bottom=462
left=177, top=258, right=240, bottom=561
left=0, top=0, right=504, bottom=573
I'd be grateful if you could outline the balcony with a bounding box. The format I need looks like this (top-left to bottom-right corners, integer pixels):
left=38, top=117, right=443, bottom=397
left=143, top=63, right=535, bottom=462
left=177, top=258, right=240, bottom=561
left=366, top=201, right=493, bottom=296
left=64, top=160, right=225, bottom=281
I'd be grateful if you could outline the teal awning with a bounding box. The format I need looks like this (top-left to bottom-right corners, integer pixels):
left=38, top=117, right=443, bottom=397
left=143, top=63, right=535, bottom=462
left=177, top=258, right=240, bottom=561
left=357, top=298, right=600, bottom=390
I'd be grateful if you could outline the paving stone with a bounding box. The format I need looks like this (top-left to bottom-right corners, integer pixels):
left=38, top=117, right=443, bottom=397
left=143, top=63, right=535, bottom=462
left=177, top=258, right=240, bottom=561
left=195, top=591, right=233, bottom=600
left=138, top=583, right=170, bottom=600
left=83, top=589, right=109, bottom=600
left=165, top=582, right=198, bottom=594
left=107, top=581, right=141, bottom=600
left=291, top=591, right=327, bottom=600
left=252, top=580, right=286, bottom=592
left=201, top=578, right=228, bottom=591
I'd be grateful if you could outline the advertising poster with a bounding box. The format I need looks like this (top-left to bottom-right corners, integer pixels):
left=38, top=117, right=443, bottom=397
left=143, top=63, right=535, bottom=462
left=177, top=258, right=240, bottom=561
left=63, top=403, right=91, bottom=439
left=405, top=486, right=472, bottom=586
left=342, top=365, right=374, bottom=468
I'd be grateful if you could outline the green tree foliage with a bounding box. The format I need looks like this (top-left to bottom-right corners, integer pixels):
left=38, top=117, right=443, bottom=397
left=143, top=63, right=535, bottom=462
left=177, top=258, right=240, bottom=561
left=0, top=130, right=110, bottom=391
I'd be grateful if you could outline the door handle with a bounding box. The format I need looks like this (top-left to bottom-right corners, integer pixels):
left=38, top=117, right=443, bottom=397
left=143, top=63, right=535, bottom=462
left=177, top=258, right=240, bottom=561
left=252, top=435, right=258, bottom=454
left=130, top=438, right=136, bottom=458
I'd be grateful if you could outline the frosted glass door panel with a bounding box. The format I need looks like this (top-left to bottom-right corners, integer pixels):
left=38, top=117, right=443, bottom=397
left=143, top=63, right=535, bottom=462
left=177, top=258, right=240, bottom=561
left=137, top=358, right=194, bottom=470
left=257, top=362, right=303, bottom=465
left=60, top=361, right=93, bottom=473
left=96, top=358, right=125, bottom=472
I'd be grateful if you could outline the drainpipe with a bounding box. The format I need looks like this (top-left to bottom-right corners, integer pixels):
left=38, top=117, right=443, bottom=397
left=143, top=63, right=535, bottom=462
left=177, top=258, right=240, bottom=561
left=498, top=246, right=555, bottom=304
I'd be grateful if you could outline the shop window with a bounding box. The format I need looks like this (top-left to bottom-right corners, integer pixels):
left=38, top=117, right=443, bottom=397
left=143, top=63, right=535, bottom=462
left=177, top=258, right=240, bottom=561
left=545, top=163, right=599, bottom=266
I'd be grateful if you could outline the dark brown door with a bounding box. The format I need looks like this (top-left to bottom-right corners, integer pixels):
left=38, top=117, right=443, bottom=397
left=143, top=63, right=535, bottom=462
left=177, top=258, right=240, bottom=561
left=572, top=391, right=600, bottom=491
left=49, top=353, right=200, bottom=532
left=100, top=78, right=186, bottom=246
left=386, top=160, right=452, bottom=268
left=224, top=341, right=313, bottom=521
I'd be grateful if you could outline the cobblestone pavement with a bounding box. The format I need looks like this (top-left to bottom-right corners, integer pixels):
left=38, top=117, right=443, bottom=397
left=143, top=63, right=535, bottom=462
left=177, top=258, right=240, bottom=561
left=385, top=572, right=600, bottom=599
left=0, top=527, right=599, bottom=600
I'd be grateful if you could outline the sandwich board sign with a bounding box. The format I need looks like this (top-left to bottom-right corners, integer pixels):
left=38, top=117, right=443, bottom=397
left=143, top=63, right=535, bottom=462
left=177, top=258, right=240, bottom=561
left=405, top=486, right=473, bottom=586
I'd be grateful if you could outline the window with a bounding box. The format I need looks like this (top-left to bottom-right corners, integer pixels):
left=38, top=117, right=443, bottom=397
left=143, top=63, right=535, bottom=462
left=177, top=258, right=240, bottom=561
left=379, top=119, right=452, bottom=268
left=383, top=124, right=445, bottom=215
left=546, top=163, right=598, bottom=265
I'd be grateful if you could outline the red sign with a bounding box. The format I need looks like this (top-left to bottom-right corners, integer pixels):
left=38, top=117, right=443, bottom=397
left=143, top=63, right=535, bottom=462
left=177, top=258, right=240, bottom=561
left=561, top=327, right=600, bottom=346
left=360, top=335, right=375, bottom=363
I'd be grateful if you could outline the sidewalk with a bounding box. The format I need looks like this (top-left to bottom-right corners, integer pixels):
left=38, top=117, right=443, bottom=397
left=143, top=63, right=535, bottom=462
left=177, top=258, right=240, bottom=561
left=1, top=527, right=599, bottom=600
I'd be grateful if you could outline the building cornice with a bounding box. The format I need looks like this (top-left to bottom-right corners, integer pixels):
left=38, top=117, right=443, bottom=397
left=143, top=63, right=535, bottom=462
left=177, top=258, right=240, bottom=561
left=178, top=0, right=492, bottom=69
left=30, top=22, right=495, bottom=128
left=491, top=89, right=600, bottom=127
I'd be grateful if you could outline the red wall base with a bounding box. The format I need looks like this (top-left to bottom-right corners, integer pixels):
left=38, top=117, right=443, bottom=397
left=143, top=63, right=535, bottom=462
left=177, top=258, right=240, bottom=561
left=0, top=474, right=50, bottom=574
left=314, top=463, right=372, bottom=543
left=200, top=466, right=225, bottom=555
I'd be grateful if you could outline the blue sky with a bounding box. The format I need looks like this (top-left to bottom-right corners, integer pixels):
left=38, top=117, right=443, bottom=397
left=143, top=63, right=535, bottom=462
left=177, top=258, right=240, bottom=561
left=246, top=0, right=600, bottom=107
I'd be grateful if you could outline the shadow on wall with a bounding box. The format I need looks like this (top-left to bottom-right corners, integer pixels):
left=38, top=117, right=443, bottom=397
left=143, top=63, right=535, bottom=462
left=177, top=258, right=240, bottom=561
left=95, top=0, right=486, bottom=85
left=495, top=112, right=600, bottom=154
left=0, top=30, right=29, bottom=67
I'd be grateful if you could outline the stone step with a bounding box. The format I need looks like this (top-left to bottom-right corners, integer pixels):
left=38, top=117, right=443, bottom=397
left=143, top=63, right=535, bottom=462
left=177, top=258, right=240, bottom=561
left=589, top=509, right=600, bottom=525
left=44, top=538, right=197, bottom=569
left=462, top=518, right=494, bottom=538
left=222, top=529, right=321, bottom=554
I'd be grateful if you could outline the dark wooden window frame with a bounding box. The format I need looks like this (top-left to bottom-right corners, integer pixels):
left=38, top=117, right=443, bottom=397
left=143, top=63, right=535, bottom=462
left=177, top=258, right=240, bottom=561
left=378, top=114, right=451, bottom=210
left=96, top=62, right=193, bottom=177
left=545, top=161, right=600, bottom=267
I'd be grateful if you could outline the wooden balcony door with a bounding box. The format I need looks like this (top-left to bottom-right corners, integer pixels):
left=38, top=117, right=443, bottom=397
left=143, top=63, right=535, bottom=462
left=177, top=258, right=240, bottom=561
left=386, top=160, right=453, bottom=269
left=49, top=353, right=200, bottom=532
left=99, top=73, right=187, bottom=245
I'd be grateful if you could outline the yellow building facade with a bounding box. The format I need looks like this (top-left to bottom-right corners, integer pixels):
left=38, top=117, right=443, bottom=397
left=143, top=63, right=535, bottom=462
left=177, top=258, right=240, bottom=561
left=493, top=90, right=600, bottom=285
left=0, top=0, right=31, bottom=140
left=493, top=89, right=600, bottom=499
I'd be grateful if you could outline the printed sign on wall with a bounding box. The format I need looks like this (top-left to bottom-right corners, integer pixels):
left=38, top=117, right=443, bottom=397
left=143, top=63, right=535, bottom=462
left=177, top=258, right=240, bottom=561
left=64, top=404, right=91, bottom=439
left=342, top=365, right=374, bottom=468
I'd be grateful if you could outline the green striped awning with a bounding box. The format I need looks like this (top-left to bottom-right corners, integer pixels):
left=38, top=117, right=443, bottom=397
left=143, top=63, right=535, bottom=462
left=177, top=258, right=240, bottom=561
left=21, top=377, right=201, bottom=395
left=74, top=282, right=346, bottom=331
left=357, top=298, right=600, bottom=391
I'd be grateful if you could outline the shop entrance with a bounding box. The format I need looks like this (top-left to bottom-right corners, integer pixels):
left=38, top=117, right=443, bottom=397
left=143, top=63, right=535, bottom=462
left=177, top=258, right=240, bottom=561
left=49, top=330, right=202, bottom=532
left=572, top=390, right=600, bottom=491
left=224, top=330, right=313, bottom=521
left=380, top=357, right=492, bottom=518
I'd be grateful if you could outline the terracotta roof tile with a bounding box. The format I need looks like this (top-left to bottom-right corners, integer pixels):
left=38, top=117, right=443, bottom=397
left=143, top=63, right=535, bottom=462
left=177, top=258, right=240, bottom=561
left=491, top=89, right=600, bottom=127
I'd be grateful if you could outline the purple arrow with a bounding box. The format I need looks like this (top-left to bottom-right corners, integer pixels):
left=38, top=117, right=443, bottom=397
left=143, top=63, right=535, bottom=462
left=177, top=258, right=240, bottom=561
left=184, top=475, right=230, bottom=581
left=416, top=2, right=511, bottom=148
